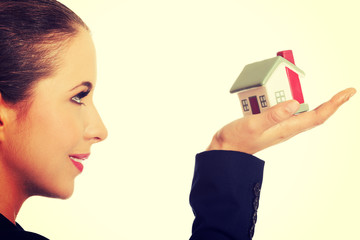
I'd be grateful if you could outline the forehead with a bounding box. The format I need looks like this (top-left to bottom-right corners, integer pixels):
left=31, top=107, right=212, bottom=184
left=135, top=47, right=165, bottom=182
left=37, top=30, right=97, bottom=92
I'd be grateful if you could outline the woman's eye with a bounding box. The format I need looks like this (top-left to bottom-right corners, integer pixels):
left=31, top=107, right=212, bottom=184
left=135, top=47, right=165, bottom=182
left=71, top=91, right=90, bottom=105
left=71, top=96, right=83, bottom=104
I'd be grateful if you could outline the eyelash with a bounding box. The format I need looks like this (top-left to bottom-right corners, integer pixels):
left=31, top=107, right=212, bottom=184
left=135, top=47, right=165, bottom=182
left=71, top=90, right=90, bottom=105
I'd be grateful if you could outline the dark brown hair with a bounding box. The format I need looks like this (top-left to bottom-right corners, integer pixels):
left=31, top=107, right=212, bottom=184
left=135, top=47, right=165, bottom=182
left=0, top=0, right=88, bottom=106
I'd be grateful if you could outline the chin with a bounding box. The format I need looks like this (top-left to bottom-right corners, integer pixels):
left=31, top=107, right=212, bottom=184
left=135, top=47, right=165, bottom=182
left=24, top=172, right=77, bottom=200
left=56, top=190, right=74, bottom=200
left=35, top=183, right=75, bottom=200
left=52, top=185, right=75, bottom=200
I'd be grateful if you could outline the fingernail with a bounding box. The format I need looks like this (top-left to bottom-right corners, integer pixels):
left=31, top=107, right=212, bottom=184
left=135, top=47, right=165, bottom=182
left=343, top=88, right=357, bottom=102
left=348, top=89, right=357, bottom=98
left=285, top=100, right=300, bottom=114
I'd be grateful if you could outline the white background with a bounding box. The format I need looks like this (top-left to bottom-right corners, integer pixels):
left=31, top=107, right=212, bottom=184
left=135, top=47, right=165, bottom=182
left=18, top=0, right=360, bottom=239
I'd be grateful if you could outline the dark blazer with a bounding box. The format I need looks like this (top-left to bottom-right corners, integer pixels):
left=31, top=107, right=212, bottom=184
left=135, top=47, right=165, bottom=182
left=189, top=150, right=265, bottom=240
left=0, top=213, right=48, bottom=240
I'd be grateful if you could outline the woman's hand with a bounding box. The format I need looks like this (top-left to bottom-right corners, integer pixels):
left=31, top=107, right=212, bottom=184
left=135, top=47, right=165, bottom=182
left=207, top=88, right=357, bottom=154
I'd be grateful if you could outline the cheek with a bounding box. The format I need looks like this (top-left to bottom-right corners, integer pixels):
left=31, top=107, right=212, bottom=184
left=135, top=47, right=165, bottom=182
left=29, top=105, right=84, bottom=151
left=4, top=105, right=85, bottom=198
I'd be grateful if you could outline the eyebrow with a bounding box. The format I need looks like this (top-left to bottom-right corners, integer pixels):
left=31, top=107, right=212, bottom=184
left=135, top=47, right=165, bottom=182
left=70, top=81, right=93, bottom=91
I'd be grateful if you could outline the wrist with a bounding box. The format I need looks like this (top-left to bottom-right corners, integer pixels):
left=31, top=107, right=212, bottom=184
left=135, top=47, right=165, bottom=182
left=206, top=132, right=222, bottom=151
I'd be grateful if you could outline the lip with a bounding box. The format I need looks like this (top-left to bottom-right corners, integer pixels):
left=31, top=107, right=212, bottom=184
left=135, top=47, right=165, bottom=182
left=69, top=153, right=90, bottom=172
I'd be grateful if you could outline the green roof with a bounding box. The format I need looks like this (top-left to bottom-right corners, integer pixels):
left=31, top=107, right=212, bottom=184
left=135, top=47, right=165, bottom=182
left=230, top=56, right=305, bottom=93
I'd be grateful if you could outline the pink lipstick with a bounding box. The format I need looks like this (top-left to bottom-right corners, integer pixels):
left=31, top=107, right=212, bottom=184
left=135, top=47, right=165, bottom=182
left=69, top=154, right=90, bottom=172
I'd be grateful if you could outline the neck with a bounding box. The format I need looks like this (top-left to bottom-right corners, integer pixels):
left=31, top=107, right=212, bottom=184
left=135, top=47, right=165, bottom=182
left=0, top=162, right=28, bottom=225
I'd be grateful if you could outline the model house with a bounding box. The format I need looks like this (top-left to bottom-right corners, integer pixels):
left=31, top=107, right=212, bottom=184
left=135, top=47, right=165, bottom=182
left=230, top=50, right=309, bottom=116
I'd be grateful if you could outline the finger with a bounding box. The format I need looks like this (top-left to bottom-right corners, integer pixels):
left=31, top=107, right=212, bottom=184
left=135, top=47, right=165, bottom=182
left=292, top=87, right=356, bottom=131
left=312, top=87, right=356, bottom=119
left=249, top=99, right=300, bottom=133
left=262, top=88, right=357, bottom=144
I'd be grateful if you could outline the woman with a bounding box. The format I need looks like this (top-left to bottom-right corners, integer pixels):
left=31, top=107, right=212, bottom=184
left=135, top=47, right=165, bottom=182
left=0, top=1, right=107, bottom=239
left=0, top=0, right=356, bottom=239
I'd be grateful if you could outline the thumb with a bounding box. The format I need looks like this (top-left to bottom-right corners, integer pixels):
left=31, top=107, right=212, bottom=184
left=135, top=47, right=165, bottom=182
left=255, top=100, right=300, bottom=132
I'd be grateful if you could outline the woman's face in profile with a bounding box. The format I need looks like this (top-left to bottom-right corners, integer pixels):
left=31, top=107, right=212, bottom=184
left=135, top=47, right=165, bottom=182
left=1, top=30, right=107, bottom=199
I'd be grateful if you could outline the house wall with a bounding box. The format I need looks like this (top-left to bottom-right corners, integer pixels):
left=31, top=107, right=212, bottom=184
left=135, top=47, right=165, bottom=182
left=266, top=63, right=293, bottom=106
left=237, top=86, right=269, bottom=116
left=236, top=63, right=296, bottom=116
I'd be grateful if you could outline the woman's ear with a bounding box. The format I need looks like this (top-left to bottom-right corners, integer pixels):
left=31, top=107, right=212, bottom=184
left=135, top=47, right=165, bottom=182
left=0, top=93, right=14, bottom=142
left=0, top=94, right=6, bottom=142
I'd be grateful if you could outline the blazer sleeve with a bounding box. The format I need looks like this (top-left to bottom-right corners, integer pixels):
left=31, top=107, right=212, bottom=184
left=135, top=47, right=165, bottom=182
left=0, top=231, right=49, bottom=240
left=189, top=150, right=265, bottom=240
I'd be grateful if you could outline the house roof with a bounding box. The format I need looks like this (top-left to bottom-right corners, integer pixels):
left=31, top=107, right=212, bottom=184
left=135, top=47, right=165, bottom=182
left=230, top=56, right=305, bottom=93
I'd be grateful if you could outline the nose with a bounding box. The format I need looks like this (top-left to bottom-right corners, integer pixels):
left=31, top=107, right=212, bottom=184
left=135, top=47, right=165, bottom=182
left=84, top=105, right=108, bottom=143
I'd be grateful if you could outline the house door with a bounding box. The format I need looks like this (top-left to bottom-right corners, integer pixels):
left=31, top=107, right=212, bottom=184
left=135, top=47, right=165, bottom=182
left=249, top=96, right=260, bottom=114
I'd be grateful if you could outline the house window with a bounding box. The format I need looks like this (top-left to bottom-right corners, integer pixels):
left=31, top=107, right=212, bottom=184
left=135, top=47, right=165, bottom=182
left=241, top=99, right=249, bottom=112
left=275, top=90, right=286, bottom=103
left=259, top=95, right=267, bottom=108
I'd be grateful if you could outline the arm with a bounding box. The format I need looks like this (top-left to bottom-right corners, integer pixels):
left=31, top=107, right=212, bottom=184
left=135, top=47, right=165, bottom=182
left=190, top=88, right=356, bottom=240
left=190, top=151, right=264, bottom=240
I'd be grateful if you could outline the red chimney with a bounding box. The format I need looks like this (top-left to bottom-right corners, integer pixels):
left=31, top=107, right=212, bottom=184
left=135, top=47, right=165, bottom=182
left=277, top=50, right=305, bottom=104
